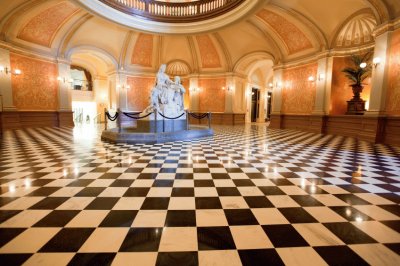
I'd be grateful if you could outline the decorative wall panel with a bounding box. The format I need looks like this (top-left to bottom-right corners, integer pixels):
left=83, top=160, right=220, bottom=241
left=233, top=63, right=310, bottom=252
left=281, top=63, right=317, bottom=114
left=126, top=76, right=155, bottom=111
left=18, top=2, right=78, bottom=47
left=257, top=9, right=313, bottom=55
left=198, top=78, right=226, bottom=112
left=330, top=57, right=371, bottom=115
left=386, top=28, right=400, bottom=115
left=10, top=53, right=58, bottom=111
left=131, top=34, right=153, bottom=67
left=196, top=35, right=221, bottom=68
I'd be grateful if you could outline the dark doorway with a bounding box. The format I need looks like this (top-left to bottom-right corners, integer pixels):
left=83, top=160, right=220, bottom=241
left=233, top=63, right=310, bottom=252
left=266, top=92, right=272, bottom=121
left=251, top=88, right=260, bottom=122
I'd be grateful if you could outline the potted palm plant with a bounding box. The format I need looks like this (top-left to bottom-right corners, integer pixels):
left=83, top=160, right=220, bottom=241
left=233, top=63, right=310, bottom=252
left=342, top=52, right=372, bottom=115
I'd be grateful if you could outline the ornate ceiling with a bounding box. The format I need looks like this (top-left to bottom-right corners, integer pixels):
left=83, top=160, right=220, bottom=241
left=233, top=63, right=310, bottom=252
left=0, top=0, right=399, bottom=79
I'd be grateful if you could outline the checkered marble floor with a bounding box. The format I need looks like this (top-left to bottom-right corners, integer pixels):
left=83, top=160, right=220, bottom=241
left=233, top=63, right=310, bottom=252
left=0, top=124, right=400, bottom=265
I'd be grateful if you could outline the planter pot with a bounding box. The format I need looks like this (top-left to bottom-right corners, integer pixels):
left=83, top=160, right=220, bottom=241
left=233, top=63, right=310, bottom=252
left=346, top=84, right=366, bottom=115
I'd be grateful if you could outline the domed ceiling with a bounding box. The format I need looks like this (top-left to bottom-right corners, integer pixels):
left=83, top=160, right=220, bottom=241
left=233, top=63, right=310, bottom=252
left=0, top=0, right=399, bottom=80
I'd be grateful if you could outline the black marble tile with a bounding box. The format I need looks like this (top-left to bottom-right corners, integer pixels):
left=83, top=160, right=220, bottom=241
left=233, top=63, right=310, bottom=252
left=239, top=249, right=284, bottom=266
left=29, top=197, right=69, bottom=210
left=110, top=180, right=134, bottom=187
left=262, top=224, right=308, bottom=247
left=124, top=168, right=143, bottom=173
left=258, top=186, right=285, bottom=195
left=172, top=188, right=195, bottom=197
left=84, top=197, right=119, bottom=210
left=335, top=194, right=371, bottom=205
left=165, top=210, right=196, bottom=227
left=175, top=173, right=194, bottom=179
left=119, top=227, right=162, bottom=252
left=323, top=222, right=377, bottom=244
left=329, top=206, right=373, bottom=221
left=224, top=209, right=258, bottom=225
left=26, top=187, right=61, bottom=196
left=141, top=197, right=170, bottom=210
left=40, top=228, right=95, bottom=252
left=137, top=173, right=158, bottom=179
left=232, top=179, right=255, bottom=187
left=216, top=187, right=240, bottom=196
left=123, top=187, right=150, bottom=197
left=156, top=252, right=198, bottom=266
left=337, top=185, right=369, bottom=193
left=159, top=168, right=176, bottom=173
left=194, top=180, right=214, bottom=187
left=270, top=179, right=294, bottom=186
left=66, top=179, right=94, bottom=187
left=197, top=226, right=236, bottom=250
left=0, top=254, right=32, bottom=266
left=0, top=210, right=21, bottom=224
left=244, top=196, right=274, bottom=208
left=99, top=210, right=138, bottom=227
left=34, top=210, right=80, bottom=227
left=278, top=208, right=318, bottom=223
left=0, top=228, right=26, bottom=248
left=153, top=180, right=174, bottom=187
left=314, top=246, right=369, bottom=265
left=211, top=173, right=230, bottom=179
left=381, top=220, right=400, bottom=233
left=379, top=204, right=400, bottom=217
left=68, top=253, right=116, bottom=266
left=195, top=197, right=222, bottom=209
left=290, top=195, right=324, bottom=206
left=385, top=243, right=400, bottom=255
left=75, top=187, right=105, bottom=197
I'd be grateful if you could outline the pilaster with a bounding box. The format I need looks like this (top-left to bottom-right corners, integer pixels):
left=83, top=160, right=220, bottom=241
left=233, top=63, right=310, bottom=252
left=0, top=48, right=16, bottom=111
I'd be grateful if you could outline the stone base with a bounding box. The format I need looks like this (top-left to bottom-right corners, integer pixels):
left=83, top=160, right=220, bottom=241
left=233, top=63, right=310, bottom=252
left=101, top=126, right=214, bottom=144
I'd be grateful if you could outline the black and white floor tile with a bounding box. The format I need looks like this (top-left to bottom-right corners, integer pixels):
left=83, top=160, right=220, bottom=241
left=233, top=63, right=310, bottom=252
left=0, top=125, right=399, bottom=265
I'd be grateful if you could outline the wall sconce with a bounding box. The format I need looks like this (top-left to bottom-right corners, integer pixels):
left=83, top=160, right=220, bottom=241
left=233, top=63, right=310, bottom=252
left=308, top=76, right=315, bottom=82
left=276, top=82, right=283, bottom=88
left=318, top=74, right=325, bottom=81
left=359, top=62, right=367, bottom=69
left=0, top=66, right=22, bottom=75
left=222, top=86, right=232, bottom=91
left=373, top=57, right=381, bottom=68
left=57, top=76, right=73, bottom=84
left=117, top=84, right=131, bottom=90
left=268, top=83, right=273, bottom=88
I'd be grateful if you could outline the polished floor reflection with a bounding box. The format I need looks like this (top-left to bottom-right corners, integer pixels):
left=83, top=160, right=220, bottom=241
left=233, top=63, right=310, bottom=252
left=0, top=125, right=399, bottom=265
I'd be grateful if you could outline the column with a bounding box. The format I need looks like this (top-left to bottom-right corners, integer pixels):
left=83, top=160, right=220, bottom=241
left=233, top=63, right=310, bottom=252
left=270, top=68, right=283, bottom=128
left=231, top=76, right=246, bottom=113
left=224, top=75, right=234, bottom=113
left=118, top=73, right=129, bottom=111
left=93, top=77, right=108, bottom=123
left=57, top=61, right=72, bottom=111
left=107, top=73, right=119, bottom=111
left=257, top=86, right=267, bottom=123
left=189, top=76, right=199, bottom=111
left=0, top=48, right=16, bottom=111
left=366, top=30, right=392, bottom=116
left=313, top=56, right=333, bottom=115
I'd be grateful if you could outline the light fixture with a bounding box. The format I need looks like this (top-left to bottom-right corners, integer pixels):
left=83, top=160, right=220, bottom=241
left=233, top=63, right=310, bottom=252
left=308, top=76, right=315, bottom=82
left=0, top=66, right=22, bottom=75
left=359, top=62, right=367, bottom=69
left=373, top=57, right=381, bottom=68
left=318, top=74, right=325, bottom=81
left=57, top=76, right=73, bottom=84
left=268, top=83, right=273, bottom=88
left=117, top=84, right=131, bottom=90
left=276, top=82, right=283, bottom=88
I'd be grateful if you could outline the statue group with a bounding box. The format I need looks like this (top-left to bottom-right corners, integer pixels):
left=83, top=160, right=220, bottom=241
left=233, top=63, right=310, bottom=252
left=146, top=64, right=186, bottom=118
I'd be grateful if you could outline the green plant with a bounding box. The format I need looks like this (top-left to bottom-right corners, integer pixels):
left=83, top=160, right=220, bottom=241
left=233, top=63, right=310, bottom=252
left=342, top=52, right=372, bottom=86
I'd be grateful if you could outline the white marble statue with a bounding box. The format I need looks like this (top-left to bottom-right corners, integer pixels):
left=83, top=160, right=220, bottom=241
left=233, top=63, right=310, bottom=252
left=145, top=64, right=186, bottom=118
